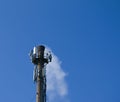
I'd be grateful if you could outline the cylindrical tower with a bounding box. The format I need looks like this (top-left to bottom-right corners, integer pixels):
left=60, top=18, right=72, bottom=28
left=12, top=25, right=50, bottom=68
left=29, top=45, right=52, bottom=102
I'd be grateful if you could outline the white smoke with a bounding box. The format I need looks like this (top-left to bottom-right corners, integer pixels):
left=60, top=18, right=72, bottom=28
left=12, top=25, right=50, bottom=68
left=45, top=47, right=68, bottom=102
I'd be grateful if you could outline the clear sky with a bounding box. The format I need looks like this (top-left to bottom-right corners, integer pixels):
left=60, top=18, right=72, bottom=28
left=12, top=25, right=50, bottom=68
left=0, top=0, right=120, bottom=102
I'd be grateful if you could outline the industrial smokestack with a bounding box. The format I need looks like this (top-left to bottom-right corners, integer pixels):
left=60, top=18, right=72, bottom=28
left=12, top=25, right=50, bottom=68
left=29, top=45, right=52, bottom=102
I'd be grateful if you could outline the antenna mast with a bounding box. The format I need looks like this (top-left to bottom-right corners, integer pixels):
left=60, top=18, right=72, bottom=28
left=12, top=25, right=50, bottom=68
left=29, top=45, right=52, bottom=102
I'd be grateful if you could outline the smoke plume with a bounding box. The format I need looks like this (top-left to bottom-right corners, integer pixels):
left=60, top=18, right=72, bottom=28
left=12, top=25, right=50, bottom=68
left=45, top=48, right=68, bottom=102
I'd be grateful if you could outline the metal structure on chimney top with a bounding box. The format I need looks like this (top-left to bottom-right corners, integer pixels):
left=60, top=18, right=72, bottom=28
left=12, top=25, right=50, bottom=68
left=29, top=45, right=52, bottom=102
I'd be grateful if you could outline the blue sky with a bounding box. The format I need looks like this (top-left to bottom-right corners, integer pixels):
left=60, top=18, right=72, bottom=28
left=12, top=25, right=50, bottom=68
left=0, top=0, right=120, bottom=102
